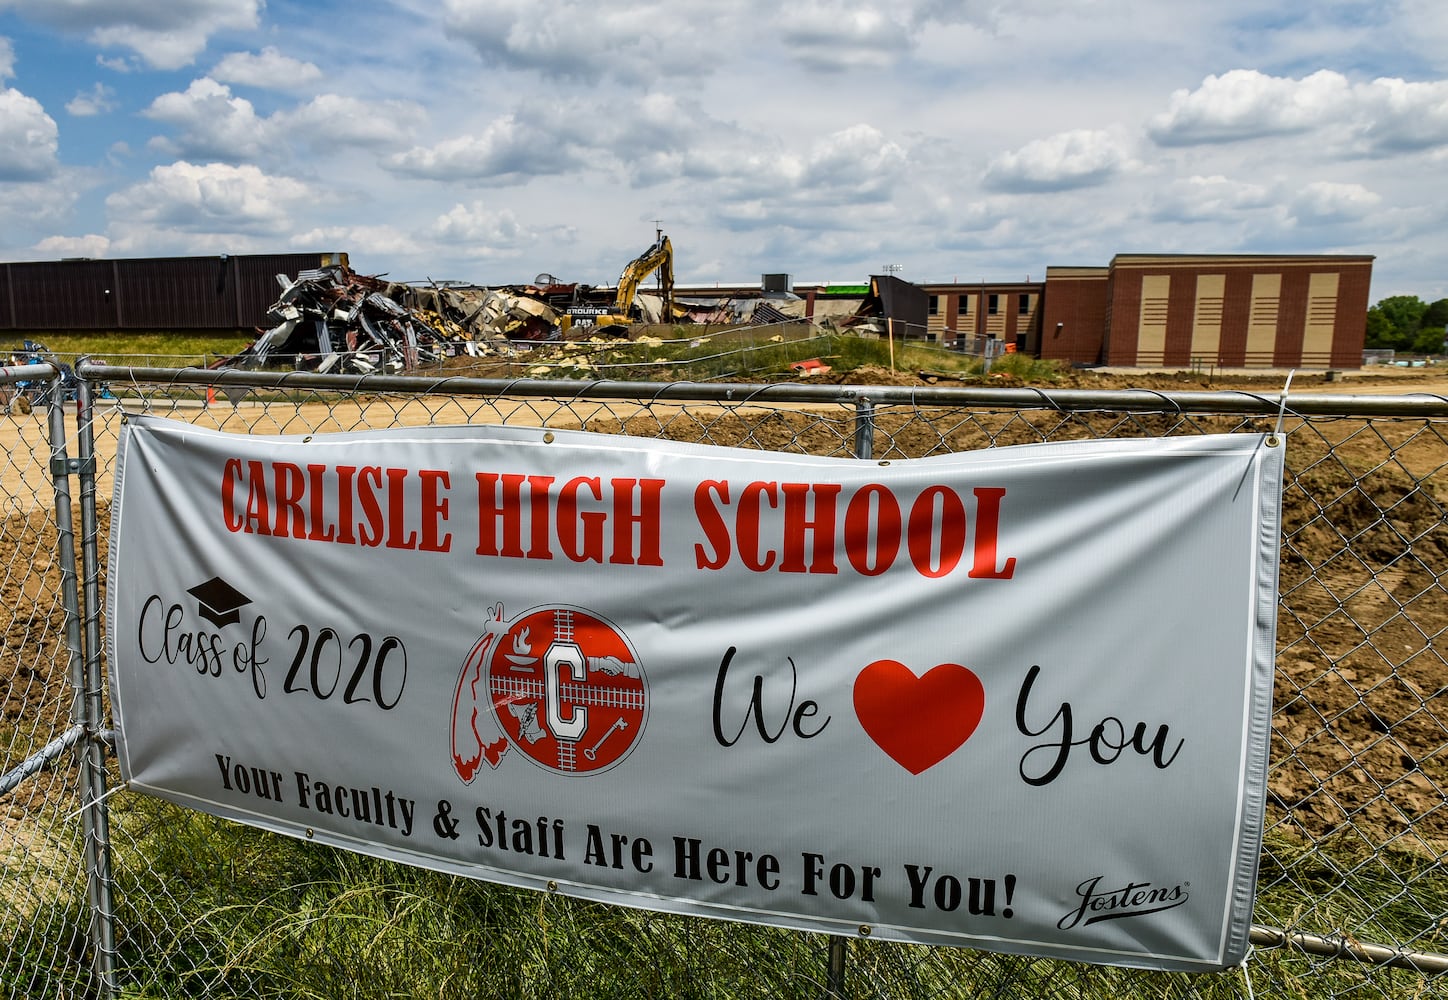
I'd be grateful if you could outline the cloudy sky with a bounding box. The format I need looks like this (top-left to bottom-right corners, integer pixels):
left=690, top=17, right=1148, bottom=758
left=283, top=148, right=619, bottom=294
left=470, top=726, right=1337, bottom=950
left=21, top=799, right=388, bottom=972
left=1, top=1, right=1445, bottom=301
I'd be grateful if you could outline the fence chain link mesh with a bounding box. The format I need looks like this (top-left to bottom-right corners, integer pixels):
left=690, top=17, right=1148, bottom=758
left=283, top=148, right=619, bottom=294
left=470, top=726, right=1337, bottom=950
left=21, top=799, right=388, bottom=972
left=3, top=364, right=1446, bottom=998
left=3, top=364, right=97, bottom=999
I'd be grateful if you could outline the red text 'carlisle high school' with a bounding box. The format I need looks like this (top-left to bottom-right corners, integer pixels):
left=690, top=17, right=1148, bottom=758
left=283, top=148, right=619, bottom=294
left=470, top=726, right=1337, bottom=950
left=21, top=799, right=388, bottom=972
left=219, top=461, right=1017, bottom=580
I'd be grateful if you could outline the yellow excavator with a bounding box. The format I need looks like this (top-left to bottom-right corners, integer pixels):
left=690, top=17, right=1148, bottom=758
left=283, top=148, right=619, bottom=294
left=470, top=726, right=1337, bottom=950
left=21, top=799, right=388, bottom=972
left=588, top=231, right=675, bottom=331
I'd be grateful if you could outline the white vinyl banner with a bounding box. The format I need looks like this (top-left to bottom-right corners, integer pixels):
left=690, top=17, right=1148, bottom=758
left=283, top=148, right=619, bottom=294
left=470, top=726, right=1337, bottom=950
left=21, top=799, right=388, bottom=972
left=107, top=415, right=1283, bottom=971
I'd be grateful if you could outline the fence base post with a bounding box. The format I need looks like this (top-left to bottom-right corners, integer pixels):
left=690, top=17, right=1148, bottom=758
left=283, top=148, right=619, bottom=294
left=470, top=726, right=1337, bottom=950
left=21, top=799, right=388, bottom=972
left=826, top=934, right=848, bottom=999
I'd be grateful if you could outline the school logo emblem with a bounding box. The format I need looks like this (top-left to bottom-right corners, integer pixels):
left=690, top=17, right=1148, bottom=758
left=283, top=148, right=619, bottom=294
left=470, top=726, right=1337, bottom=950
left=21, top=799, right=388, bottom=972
left=450, top=603, right=647, bottom=781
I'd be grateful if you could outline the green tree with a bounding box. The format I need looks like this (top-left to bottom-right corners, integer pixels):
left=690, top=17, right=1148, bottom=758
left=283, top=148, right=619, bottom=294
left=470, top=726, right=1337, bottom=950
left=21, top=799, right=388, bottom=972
left=1412, top=297, right=1448, bottom=354
left=1363, top=310, right=1397, bottom=349
left=1367, top=295, right=1429, bottom=351
left=1422, top=297, right=1448, bottom=331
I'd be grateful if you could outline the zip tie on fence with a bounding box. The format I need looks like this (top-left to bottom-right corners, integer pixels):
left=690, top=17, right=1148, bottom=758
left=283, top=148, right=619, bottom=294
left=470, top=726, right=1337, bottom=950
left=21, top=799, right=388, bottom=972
left=63, top=780, right=129, bottom=822
left=1239, top=944, right=1257, bottom=1000
left=1273, top=369, right=1296, bottom=440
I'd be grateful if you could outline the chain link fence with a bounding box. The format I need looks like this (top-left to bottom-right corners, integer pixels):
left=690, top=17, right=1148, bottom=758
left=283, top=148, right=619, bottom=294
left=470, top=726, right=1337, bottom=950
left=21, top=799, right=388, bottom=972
left=4, top=362, right=1447, bottom=998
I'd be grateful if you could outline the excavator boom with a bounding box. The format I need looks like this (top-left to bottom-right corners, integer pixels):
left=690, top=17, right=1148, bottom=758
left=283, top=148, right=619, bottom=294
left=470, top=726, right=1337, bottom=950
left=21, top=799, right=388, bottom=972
left=613, top=234, right=673, bottom=318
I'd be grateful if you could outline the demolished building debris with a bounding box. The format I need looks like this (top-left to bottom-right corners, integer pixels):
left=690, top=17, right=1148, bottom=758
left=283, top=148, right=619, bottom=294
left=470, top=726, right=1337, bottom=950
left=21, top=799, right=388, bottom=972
left=223, top=247, right=838, bottom=375
left=223, top=264, right=576, bottom=373
left=226, top=265, right=492, bottom=373
left=225, top=259, right=704, bottom=375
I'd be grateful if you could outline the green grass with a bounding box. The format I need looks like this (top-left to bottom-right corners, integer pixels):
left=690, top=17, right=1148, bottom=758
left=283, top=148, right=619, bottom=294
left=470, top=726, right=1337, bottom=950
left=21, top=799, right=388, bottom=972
left=4, top=332, right=254, bottom=369
left=6, top=329, right=1067, bottom=387
left=508, top=330, right=1061, bottom=384
left=7, top=793, right=1443, bottom=999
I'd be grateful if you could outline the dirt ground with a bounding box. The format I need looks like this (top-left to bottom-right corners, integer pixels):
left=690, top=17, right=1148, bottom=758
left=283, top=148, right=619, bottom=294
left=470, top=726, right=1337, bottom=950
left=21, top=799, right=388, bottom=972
left=4, top=363, right=1447, bottom=846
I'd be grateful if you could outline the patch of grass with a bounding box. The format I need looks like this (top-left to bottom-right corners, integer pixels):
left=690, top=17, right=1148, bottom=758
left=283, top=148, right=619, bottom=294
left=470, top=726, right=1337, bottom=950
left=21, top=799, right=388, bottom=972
left=505, top=331, right=1021, bottom=384
left=979, top=349, right=1068, bottom=382
left=4, top=332, right=254, bottom=368
left=5, top=795, right=1424, bottom=998
left=6, top=328, right=1067, bottom=388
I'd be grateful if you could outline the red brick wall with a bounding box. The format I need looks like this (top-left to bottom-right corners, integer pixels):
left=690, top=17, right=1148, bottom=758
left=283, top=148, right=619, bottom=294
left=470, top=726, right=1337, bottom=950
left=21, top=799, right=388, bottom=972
left=1040, top=276, right=1109, bottom=365
left=1103, top=272, right=1141, bottom=366
left=1102, top=258, right=1372, bottom=369
left=1333, top=265, right=1372, bottom=368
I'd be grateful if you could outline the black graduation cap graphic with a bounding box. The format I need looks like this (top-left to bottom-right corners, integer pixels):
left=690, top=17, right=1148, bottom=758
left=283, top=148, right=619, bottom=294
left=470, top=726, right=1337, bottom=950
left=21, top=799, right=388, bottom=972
left=187, top=576, right=252, bottom=628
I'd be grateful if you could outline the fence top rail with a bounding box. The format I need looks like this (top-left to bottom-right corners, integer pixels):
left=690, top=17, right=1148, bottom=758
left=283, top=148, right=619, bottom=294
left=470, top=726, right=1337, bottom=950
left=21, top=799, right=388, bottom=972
left=74, top=361, right=1448, bottom=418
left=2, top=361, right=59, bottom=383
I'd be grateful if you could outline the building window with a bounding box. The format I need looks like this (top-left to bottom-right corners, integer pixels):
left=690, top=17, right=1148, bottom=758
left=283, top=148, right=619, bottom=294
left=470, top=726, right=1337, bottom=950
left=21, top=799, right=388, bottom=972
left=957, top=296, right=969, bottom=315
left=988, top=294, right=999, bottom=315
left=1018, top=293, right=1030, bottom=315
left=928, top=295, right=939, bottom=316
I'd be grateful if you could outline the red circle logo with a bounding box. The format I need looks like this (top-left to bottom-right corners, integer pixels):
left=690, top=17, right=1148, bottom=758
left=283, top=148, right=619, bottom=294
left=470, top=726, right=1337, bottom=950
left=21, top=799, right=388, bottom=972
left=480, top=606, right=647, bottom=774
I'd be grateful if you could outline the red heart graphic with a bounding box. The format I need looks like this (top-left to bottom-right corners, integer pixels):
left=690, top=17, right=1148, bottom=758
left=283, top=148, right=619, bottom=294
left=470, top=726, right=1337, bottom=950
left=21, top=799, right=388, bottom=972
left=853, top=660, right=985, bottom=774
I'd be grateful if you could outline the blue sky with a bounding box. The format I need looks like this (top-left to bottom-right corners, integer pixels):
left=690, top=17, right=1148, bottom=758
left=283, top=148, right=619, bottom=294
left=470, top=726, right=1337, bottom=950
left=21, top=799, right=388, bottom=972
left=1, top=0, right=1445, bottom=301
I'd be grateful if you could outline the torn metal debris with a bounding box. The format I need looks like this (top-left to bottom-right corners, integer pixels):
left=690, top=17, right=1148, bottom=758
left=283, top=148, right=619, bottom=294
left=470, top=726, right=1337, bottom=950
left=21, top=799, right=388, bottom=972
left=224, top=264, right=522, bottom=374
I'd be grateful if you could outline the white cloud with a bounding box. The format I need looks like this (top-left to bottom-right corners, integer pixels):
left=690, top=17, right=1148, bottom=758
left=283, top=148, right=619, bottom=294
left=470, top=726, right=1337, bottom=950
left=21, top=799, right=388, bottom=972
left=626, top=122, right=913, bottom=236
left=142, top=79, right=421, bottom=161
left=1354, top=77, right=1448, bottom=153
left=143, top=77, right=267, bottom=160
left=1149, top=69, right=1351, bottom=146
left=1393, top=0, right=1448, bottom=71
left=385, top=105, right=588, bottom=184
left=0, top=85, right=60, bottom=180
left=442, top=0, right=722, bottom=83
left=432, top=201, right=532, bottom=249
left=607, top=92, right=706, bottom=158
left=211, top=46, right=323, bottom=90
left=1148, top=70, right=1448, bottom=157
left=1149, top=175, right=1275, bottom=223
left=33, top=233, right=112, bottom=257
left=649, top=124, right=917, bottom=240
left=1289, top=180, right=1382, bottom=225
left=274, top=94, right=423, bottom=149
left=3, top=0, right=1448, bottom=299
left=440, top=0, right=997, bottom=81
left=983, top=129, right=1133, bottom=192
left=779, top=4, right=912, bottom=72
left=66, top=82, right=117, bottom=116
left=0, top=174, right=80, bottom=244
left=428, top=201, right=547, bottom=260
left=799, top=124, right=909, bottom=200
left=289, top=225, right=425, bottom=262
left=0, top=0, right=262, bottom=70
left=105, top=161, right=314, bottom=233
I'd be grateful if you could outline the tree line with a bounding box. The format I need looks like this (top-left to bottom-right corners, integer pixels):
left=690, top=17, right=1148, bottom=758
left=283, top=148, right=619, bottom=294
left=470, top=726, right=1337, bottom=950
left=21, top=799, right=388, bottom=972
left=1365, top=296, right=1448, bottom=354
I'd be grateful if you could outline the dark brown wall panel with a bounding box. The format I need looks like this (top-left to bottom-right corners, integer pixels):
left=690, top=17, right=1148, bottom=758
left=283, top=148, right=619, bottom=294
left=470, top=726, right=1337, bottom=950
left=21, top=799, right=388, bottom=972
left=1, top=253, right=338, bottom=332
left=1333, top=264, right=1373, bottom=368
left=1275, top=270, right=1309, bottom=367
left=4, top=260, right=117, bottom=330
left=1104, top=272, right=1142, bottom=366
left=1217, top=270, right=1253, bottom=367
left=1163, top=273, right=1197, bottom=367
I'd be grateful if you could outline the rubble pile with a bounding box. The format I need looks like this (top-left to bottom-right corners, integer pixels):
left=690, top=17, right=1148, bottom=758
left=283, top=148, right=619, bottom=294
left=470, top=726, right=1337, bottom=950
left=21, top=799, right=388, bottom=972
left=227, top=264, right=522, bottom=374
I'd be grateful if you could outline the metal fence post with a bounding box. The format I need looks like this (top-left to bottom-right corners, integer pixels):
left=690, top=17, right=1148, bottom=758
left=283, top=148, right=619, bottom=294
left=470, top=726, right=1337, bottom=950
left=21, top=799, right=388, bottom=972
left=822, top=394, right=878, bottom=999
left=826, top=935, right=848, bottom=999
left=50, top=374, right=119, bottom=997
left=853, top=396, right=875, bottom=461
